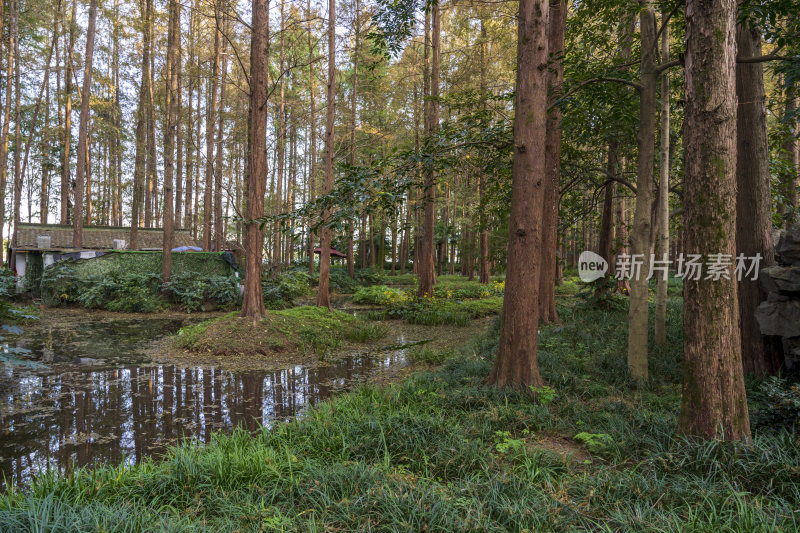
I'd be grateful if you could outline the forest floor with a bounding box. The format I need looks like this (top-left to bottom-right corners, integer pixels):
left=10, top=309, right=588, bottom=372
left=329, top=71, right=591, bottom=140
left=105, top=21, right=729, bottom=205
left=1, top=277, right=798, bottom=531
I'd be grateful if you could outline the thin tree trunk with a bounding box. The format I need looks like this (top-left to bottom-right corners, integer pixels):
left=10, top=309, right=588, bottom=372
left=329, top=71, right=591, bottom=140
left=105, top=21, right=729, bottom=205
left=677, top=0, right=750, bottom=441
left=162, top=0, right=180, bottom=283
left=214, top=32, right=227, bottom=251
left=654, top=13, right=670, bottom=346
left=489, top=0, right=548, bottom=388
left=11, top=0, right=21, bottom=262
left=131, top=0, right=152, bottom=249
left=306, top=0, right=316, bottom=276
left=627, top=2, right=658, bottom=382
left=60, top=0, right=77, bottom=225
left=203, top=4, right=221, bottom=250
left=316, top=0, right=335, bottom=308
left=72, top=0, right=98, bottom=248
left=540, top=0, right=565, bottom=324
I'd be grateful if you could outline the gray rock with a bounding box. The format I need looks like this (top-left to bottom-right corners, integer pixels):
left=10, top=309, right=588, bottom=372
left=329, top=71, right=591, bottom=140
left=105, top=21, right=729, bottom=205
left=759, top=265, right=800, bottom=295
left=776, top=223, right=800, bottom=266
left=755, top=294, right=800, bottom=338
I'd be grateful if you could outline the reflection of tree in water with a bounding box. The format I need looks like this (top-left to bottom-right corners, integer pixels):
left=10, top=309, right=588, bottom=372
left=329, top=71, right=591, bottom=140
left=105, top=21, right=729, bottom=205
left=1, top=337, right=410, bottom=487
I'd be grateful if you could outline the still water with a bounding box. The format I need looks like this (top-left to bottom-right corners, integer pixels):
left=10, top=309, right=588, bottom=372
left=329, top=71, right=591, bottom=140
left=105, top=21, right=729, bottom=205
left=0, top=310, right=416, bottom=489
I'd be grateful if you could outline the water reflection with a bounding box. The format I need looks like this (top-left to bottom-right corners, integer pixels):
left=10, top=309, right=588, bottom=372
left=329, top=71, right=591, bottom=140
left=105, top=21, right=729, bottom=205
left=0, top=315, right=408, bottom=489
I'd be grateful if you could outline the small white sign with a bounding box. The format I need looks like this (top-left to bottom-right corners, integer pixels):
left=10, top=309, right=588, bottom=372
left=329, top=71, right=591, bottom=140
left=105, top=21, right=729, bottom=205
left=578, top=251, right=608, bottom=282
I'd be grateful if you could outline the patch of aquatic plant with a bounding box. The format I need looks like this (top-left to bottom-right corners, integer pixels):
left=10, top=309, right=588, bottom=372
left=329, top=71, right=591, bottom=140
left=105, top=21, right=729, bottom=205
left=408, top=345, right=455, bottom=365
left=262, top=269, right=313, bottom=309
left=6, top=297, right=800, bottom=531
left=343, top=322, right=389, bottom=343
left=163, top=272, right=239, bottom=312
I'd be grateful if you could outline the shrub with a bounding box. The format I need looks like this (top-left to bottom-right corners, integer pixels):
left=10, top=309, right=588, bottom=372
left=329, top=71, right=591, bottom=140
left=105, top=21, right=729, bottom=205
left=163, top=272, right=239, bottom=312
left=355, top=268, right=387, bottom=286
left=77, top=272, right=164, bottom=313
left=352, top=285, right=412, bottom=306
left=0, top=268, right=16, bottom=298
left=40, top=261, right=83, bottom=306
left=262, top=269, right=313, bottom=308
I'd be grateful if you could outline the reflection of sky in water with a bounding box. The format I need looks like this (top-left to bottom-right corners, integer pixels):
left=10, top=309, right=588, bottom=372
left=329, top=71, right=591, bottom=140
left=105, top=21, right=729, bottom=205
left=0, top=316, right=411, bottom=489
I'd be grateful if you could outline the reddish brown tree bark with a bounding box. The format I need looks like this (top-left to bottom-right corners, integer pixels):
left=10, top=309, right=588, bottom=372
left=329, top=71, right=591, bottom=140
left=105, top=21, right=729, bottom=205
left=488, top=0, right=549, bottom=388
left=241, top=0, right=270, bottom=320
left=539, top=0, right=565, bottom=325
left=735, top=15, right=782, bottom=376
left=72, top=0, right=98, bottom=248
left=316, top=0, right=336, bottom=308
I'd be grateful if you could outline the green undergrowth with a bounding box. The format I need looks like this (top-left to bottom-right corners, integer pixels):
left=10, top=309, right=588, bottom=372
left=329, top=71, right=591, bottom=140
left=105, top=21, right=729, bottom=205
left=173, top=305, right=386, bottom=357
left=353, top=279, right=504, bottom=326
left=3, top=295, right=799, bottom=531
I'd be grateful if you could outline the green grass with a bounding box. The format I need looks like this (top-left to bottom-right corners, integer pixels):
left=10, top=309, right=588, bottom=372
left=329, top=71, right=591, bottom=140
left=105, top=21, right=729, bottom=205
left=174, top=306, right=386, bottom=357
left=4, top=294, right=799, bottom=531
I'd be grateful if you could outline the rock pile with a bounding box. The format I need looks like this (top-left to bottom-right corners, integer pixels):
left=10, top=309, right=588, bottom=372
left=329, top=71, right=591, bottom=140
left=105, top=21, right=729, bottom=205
left=756, top=224, right=800, bottom=368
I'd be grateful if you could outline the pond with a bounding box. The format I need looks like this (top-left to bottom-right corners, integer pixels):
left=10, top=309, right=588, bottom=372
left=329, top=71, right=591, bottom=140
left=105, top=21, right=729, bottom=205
left=0, top=307, right=449, bottom=490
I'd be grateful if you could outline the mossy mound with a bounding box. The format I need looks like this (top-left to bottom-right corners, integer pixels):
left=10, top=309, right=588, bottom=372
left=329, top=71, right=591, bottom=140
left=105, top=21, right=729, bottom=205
left=174, top=305, right=387, bottom=357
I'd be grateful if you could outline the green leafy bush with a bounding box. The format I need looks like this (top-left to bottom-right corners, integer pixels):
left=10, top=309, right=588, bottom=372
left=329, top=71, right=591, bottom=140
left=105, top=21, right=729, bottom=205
left=78, top=272, right=164, bottom=313
left=0, top=268, right=16, bottom=298
left=262, top=269, right=313, bottom=309
left=352, top=285, right=412, bottom=306
left=40, top=261, right=82, bottom=306
left=163, top=272, right=239, bottom=312
left=355, top=268, right=387, bottom=286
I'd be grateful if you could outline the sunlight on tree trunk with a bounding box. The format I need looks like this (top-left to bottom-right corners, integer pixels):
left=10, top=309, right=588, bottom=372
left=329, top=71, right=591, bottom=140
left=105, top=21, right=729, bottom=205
left=488, top=0, right=548, bottom=388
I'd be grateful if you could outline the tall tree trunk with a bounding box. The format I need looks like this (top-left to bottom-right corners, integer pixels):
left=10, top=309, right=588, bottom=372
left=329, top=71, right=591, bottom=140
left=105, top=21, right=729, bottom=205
left=162, top=0, right=180, bottom=283
left=735, top=14, right=782, bottom=375
left=306, top=0, right=316, bottom=276
left=203, top=4, right=221, bottom=250
left=316, top=0, right=335, bottom=308
left=627, top=2, right=657, bottom=382
left=785, top=86, right=799, bottom=228
left=654, top=13, right=671, bottom=346
left=274, top=0, right=286, bottom=267
left=131, top=0, right=152, bottom=249
left=677, top=0, right=750, bottom=441
left=539, top=0, right=565, bottom=324
left=214, top=33, right=228, bottom=251
left=417, top=1, right=440, bottom=298
left=11, top=0, right=21, bottom=263
left=175, top=15, right=183, bottom=229
left=241, top=0, right=269, bottom=320
left=60, top=0, right=76, bottom=225
left=72, top=0, right=98, bottom=248
left=348, top=0, right=360, bottom=279
left=489, top=0, right=548, bottom=387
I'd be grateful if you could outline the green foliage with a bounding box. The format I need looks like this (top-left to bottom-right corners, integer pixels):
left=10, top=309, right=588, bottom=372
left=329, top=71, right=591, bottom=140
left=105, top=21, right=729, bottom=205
left=5, top=293, right=800, bottom=530
left=343, top=322, right=389, bottom=343
left=78, top=272, right=164, bottom=313
left=352, top=285, right=411, bottom=306
left=261, top=269, right=313, bottom=309
left=0, top=269, right=16, bottom=299
left=576, top=276, right=628, bottom=311
left=530, top=385, right=557, bottom=406
left=40, top=262, right=83, bottom=306
left=750, top=377, right=800, bottom=429
left=408, top=346, right=455, bottom=365
left=163, top=273, right=239, bottom=312
left=573, top=432, right=614, bottom=455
